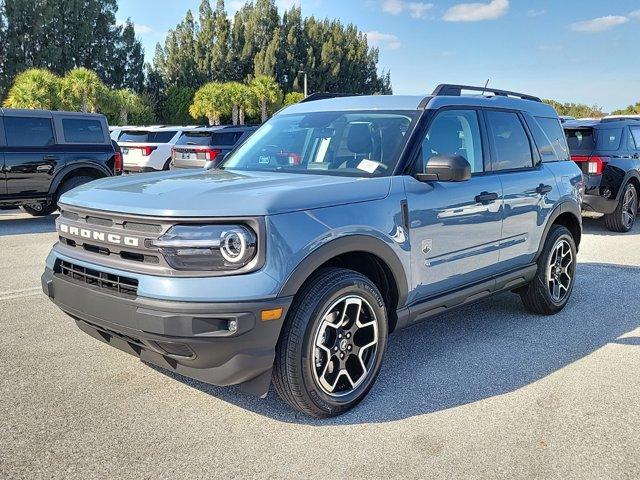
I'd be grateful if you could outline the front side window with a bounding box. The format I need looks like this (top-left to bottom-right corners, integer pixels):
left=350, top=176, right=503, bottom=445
left=421, top=109, right=484, bottom=173
left=4, top=116, right=55, bottom=147
left=486, top=111, right=533, bottom=171
left=221, top=111, right=417, bottom=177
left=62, top=118, right=104, bottom=143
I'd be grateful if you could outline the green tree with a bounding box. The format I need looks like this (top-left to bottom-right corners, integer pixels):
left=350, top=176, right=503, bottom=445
left=189, top=82, right=227, bottom=125
left=611, top=103, right=640, bottom=115
left=108, top=19, right=145, bottom=91
left=0, top=1, right=7, bottom=98
left=249, top=75, right=282, bottom=122
left=283, top=91, right=304, bottom=106
left=543, top=99, right=606, bottom=119
left=3, top=68, right=61, bottom=109
left=225, top=82, right=254, bottom=125
left=60, top=68, right=106, bottom=113
left=161, top=86, right=196, bottom=125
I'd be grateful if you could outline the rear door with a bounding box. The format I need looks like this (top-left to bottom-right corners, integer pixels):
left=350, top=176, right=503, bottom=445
left=484, top=109, right=558, bottom=270
left=4, top=112, right=60, bottom=196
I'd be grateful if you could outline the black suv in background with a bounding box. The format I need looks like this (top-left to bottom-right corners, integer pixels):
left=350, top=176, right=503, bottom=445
left=564, top=117, right=640, bottom=232
left=170, top=125, right=257, bottom=170
left=0, top=109, right=120, bottom=216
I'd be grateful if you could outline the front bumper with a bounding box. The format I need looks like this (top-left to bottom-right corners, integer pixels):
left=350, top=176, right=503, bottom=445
left=41, top=266, right=292, bottom=392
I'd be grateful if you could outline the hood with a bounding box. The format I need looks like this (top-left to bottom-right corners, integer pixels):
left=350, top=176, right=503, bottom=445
left=60, top=169, right=392, bottom=217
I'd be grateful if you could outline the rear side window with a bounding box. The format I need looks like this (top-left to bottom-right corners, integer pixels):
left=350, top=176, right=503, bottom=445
left=176, top=131, right=213, bottom=146
left=147, top=131, right=177, bottom=143
left=211, top=131, right=244, bottom=146
left=533, top=117, right=570, bottom=161
left=629, top=127, right=640, bottom=151
left=597, top=128, right=622, bottom=151
left=119, top=130, right=150, bottom=142
left=62, top=118, right=104, bottom=143
left=565, top=128, right=595, bottom=151
left=486, top=111, right=533, bottom=171
left=4, top=116, right=55, bottom=147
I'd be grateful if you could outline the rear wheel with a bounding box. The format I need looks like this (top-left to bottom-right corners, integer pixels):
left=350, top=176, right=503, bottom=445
left=520, top=225, right=577, bottom=315
left=273, top=268, right=388, bottom=418
left=22, top=175, right=96, bottom=216
left=604, top=182, right=637, bottom=232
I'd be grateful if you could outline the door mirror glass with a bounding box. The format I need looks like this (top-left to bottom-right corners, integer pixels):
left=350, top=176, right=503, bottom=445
left=417, top=154, right=471, bottom=182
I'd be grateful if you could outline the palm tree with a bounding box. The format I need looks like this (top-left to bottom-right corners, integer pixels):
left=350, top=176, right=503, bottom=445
left=283, top=91, right=305, bottom=106
left=189, top=82, right=228, bottom=125
left=3, top=68, right=61, bottom=109
left=60, top=68, right=105, bottom=113
left=249, top=75, right=282, bottom=123
left=225, top=82, right=254, bottom=125
left=112, top=89, right=143, bottom=124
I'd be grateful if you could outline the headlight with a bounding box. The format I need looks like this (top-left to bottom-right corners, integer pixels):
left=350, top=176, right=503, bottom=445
left=152, top=224, right=257, bottom=271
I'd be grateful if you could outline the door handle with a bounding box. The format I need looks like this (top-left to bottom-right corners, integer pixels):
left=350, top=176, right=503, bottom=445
left=536, top=184, right=553, bottom=195
left=475, top=191, right=499, bottom=204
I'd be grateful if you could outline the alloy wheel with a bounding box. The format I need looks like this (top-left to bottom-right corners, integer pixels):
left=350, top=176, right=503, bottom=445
left=312, top=295, right=379, bottom=397
left=547, top=239, right=573, bottom=303
left=621, top=186, right=637, bottom=229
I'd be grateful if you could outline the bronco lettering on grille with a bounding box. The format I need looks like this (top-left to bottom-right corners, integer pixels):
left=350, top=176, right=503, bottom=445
left=59, top=223, right=140, bottom=247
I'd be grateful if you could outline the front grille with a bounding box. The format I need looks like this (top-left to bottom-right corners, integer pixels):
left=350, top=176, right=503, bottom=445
left=58, top=260, right=138, bottom=297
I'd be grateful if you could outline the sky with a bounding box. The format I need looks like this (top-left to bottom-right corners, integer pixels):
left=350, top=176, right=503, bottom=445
left=116, top=0, right=640, bottom=112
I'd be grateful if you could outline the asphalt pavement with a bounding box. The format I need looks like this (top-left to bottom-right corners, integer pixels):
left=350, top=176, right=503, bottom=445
left=1, top=209, right=639, bottom=479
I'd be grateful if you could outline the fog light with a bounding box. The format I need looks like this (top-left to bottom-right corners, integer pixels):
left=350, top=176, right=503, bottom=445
left=228, top=319, right=238, bottom=333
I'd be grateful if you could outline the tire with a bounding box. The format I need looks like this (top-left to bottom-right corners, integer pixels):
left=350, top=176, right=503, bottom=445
left=520, top=225, right=577, bottom=315
left=56, top=175, right=95, bottom=202
left=273, top=268, right=388, bottom=418
left=604, top=182, right=638, bottom=233
left=162, top=158, right=172, bottom=171
left=20, top=203, right=58, bottom=216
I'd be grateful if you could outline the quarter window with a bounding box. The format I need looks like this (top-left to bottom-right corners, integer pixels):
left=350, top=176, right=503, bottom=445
left=422, top=110, right=484, bottom=173
left=4, top=116, right=55, bottom=147
left=535, top=117, right=570, bottom=161
left=486, top=111, right=533, bottom=171
left=62, top=118, right=104, bottom=143
left=630, top=127, right=640, bottom=151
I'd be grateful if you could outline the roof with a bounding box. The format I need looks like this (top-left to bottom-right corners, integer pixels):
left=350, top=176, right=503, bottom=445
left=279, top=92, right=556, bottom=117
left=563, top=116, right=640, bottom=129
left=0, top=108, right=106, bottom=119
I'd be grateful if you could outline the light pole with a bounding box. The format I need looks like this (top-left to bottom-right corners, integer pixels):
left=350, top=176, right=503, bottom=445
left=298, top=70, right=308, bottom=98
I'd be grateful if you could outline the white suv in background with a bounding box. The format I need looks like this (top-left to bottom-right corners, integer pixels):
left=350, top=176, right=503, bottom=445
left=117, top=126, right=196, bottom=173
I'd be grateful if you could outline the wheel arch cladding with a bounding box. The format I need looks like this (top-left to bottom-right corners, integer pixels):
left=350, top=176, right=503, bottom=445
left=537, top=200, right=582, bottom=260
left=278, top=235, right=408, bottom=333
left=49, top=164, right=110, bottom=195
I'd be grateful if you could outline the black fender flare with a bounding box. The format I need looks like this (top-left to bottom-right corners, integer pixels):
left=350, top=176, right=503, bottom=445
left=48, top=162, right=111, bottom=195
left=535, top=198, right=582, bottom=260
left=613, top=169, right=640, bottom=203
left=278, top=234, right=409, bottom=308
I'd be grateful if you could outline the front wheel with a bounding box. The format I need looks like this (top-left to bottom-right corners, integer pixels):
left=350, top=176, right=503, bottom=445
left=273, top=268, right=388, bottom=418
left=604, top=182, right=637, bottom=232
left=520, top=225, right=577, bottom=315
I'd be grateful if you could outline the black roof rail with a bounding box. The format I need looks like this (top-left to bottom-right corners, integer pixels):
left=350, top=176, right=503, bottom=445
left=432, top=84, right=542, bottom=103
left=299, top=92, right=358, bottom=103
left=601, top=116, right=640, bottom=123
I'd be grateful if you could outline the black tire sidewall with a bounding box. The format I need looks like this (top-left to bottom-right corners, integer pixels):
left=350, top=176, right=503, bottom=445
left=620, top=183, right=637, bottom=231
left=297, top=272, right=388, bottom=415
left=538, top=226, right=577, bottom=310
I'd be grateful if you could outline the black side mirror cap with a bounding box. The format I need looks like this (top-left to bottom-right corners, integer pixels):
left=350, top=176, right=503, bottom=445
left=416, top=154, right=471, bottom=182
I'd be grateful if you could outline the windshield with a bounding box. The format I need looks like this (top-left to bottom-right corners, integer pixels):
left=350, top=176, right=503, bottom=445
left=220, top=111, right=418, bottom=177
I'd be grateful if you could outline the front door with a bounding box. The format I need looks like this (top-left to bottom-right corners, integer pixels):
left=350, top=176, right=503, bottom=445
left=3, top=114, right=59, bottom=197
left=404, top=108, right=503, bottom=304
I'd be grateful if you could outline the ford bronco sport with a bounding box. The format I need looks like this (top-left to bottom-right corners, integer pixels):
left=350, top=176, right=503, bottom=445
left=0, top=109, right=120, bottom=216
left=42, top=85, right=583, bottom=418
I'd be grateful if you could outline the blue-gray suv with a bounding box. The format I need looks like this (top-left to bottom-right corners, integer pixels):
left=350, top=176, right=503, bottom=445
left=41, top=84, right=584, bottom=418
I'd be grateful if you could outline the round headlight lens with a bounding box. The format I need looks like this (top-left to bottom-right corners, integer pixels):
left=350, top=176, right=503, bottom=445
left=220, top=228, right=249, bottom=263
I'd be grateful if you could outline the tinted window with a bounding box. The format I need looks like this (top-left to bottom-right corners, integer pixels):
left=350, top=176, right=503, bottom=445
left=486, top=111, right=533, bottom=171
left=176, top=131, right=213, bottom=146
left=118, top=130, right=150, bottom=142
left=4, top=116, right=55, bottom=147
left=597, top=128, right=622, bottom=151
left=62, top=118, right=104, bottom=143
left=211, top=131, right=244, bottom=146
left=422, top=109, right=484, bottom=173
left=147, top=131, right=177, bottom=143
left=630, top=127, right=640, bottom=151
left=535, top=117, right=570, bottom=161
left=565, top=128, right=595, bottom=151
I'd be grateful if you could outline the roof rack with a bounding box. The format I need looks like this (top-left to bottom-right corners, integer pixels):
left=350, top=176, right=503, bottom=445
left=432, top=84, right=542, bottom=103
left=601, top=115, right=640, bottom=123
left=299, top=92, right=357, bottom=103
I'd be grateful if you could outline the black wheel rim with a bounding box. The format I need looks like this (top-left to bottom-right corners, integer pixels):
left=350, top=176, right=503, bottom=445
left=547, top=239, right=573, bottom=303
left=312, top=295, right=379, bottom=397
left=621, top=186, right=637, bottom=229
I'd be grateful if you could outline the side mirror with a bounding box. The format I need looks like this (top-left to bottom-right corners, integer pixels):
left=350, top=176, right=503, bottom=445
left=204, top=152, right=227, bottom=170
left=416, top=154, right=471, bottom=182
